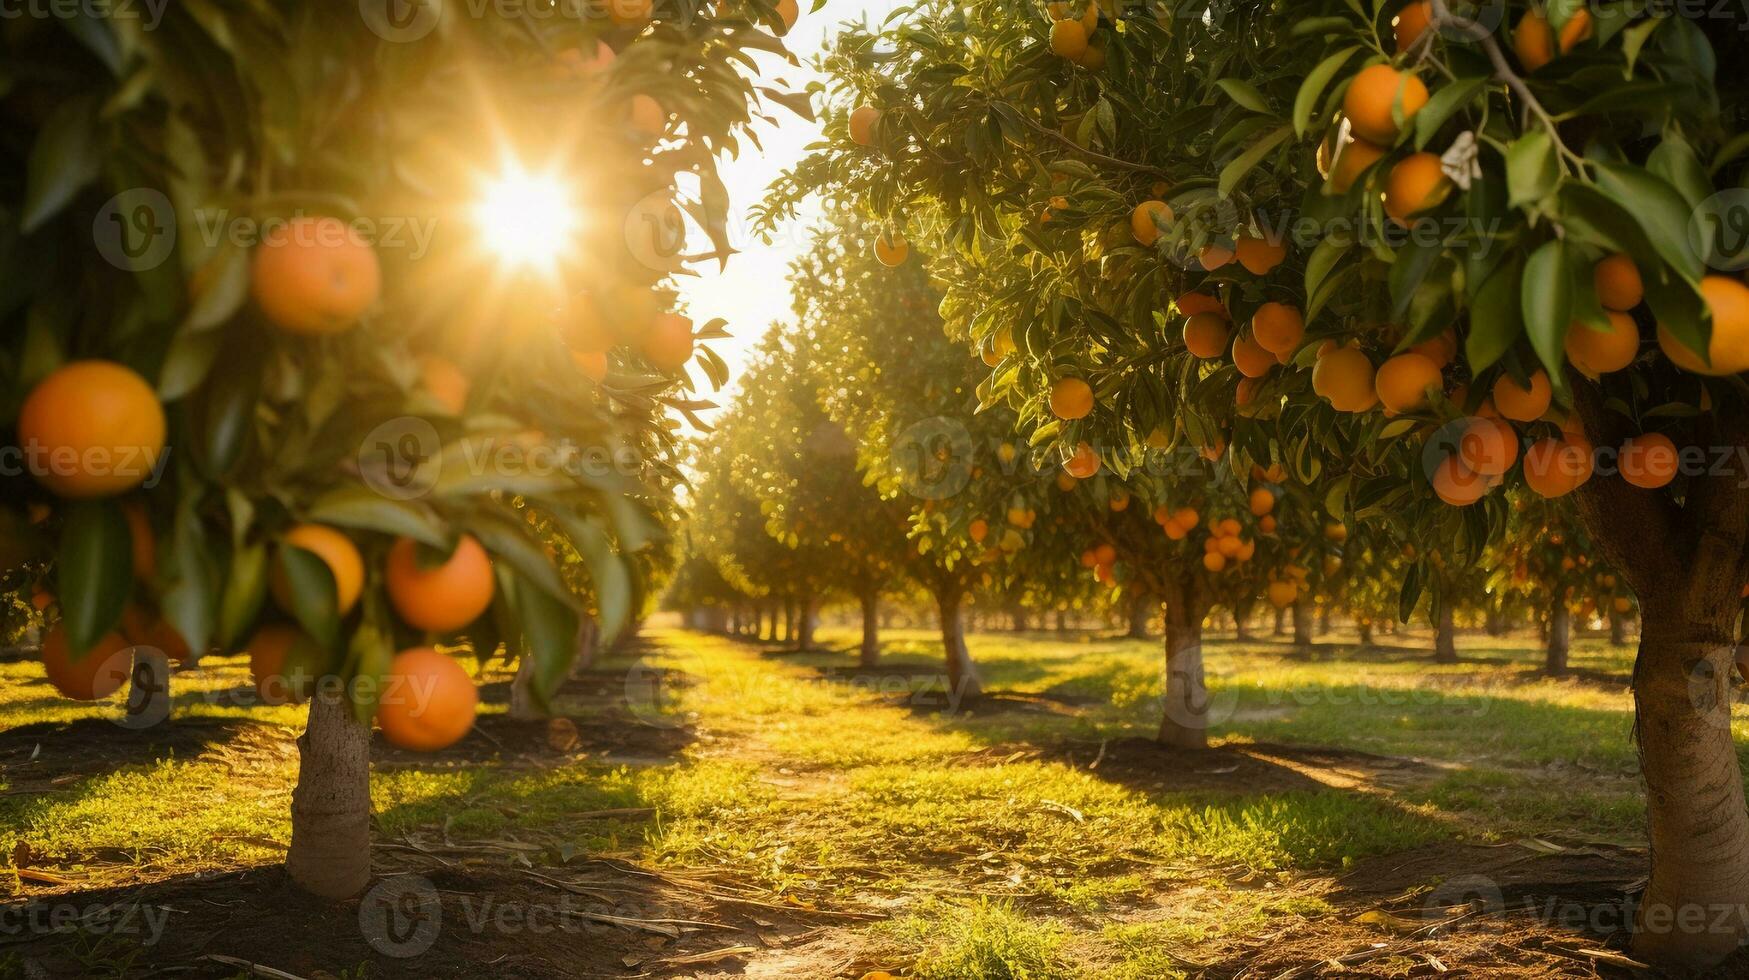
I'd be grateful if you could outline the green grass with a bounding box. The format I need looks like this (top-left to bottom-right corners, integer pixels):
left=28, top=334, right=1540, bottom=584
left=3, top=619, right=1742, bottom=975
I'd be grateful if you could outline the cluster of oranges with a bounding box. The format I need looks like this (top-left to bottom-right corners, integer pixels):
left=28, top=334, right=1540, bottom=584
left=1198, top=517, right=1258, bottom=573
left=558, top=285, right=696, bottom=379
left=1079, top=542, right=1120, bottom=586
left=1266, top=564, right=1312, bottom=609
left=1046, top=1, right=1108, bottom=70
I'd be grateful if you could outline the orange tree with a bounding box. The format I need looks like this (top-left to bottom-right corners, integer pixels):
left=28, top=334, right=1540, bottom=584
left=1, top=2, right=805, bottom=900
left=784, top=0, right=1749, bottom=964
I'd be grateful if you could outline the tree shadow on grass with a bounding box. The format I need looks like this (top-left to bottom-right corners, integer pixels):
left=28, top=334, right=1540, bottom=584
left=0, top=717, right=277, bottom=788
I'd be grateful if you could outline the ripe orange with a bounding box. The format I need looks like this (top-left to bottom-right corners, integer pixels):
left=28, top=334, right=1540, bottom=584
left=1394, top=0, right=1434, bottom=53
left=1491, top=370, right=1552, bottom=422
left=1620, top=432, right=1679, bottom=490
left=1235, top=377, right=1262, bottom=410
left=1594, top=254, right=1643, bottom=312
left=1565, top=312, right=1639, bottom=377
left=17, top=361, right=167, bottom=498
left=1267, top=580, right=1298, bottom=608
left=573, top=349, right=609, bottom=382
left=123, top=500, right=156, bottom=580
left=1342, top=64, right=1429, bottom=145
left=1177, top=291, right=1226, bottom=317
left=969, top=519, right=989, bottom=543
left=1259, top=514, right=1278, bottom=534
left=1202, top=552, right=1227, bottom=573
left=1076, top=40, right=1106, bottom=71
left=1063, top=441, right=1101, bottom=479
left=643, top=313, right=695, bottom=371
left=1198, top=243, right=1235, bottom=271
left=271, top=524, right=364, bottom=616
left=1050, top=376, right=1095, bottom=419
left=849, top=105, right=881, bottom=146
left=251, top=216, right=380, bottom=334
left=1050, top=18, right=1089, bottom=59
left=1130, top=200, right=1173, bottom=246
left=874, top=232, right=910, bottom=267
left=1431, top=455, right=1490, bottom=507
left=1657, top=275, right=1749, bottom=376
left=1383, top=153, right=1452, bottom=223
left=1374, top=352, right=1443, bottom=413
left=774, top=0, right=799, bottom=33
left=377, top=647, right=478, bottom=752
left=1312, top=346, right=1379, bottom=412
left=1514, top=7, right=1591, bottom=72
left=247, top=624, right=331, bottom=705
left=1324, top=522, right=1349, bottom=543
left=40, top=627, right=131, bottom=701
left=1412, top=328, right=1458, bottom=368
left=1252, top=302, right=1305, bottom=357
left=1322, top=132, right=1388, bottom=193
left=1459, top=417, right=1519, bottom=476
left=420, top=355, right=469, bottom=415
left=1234, top=234, right=1287, bottom=275
left=386, top=534, right=496, bottom=633
left=1525, top=435, right=1595, bottom=497
left=1232, top=334, right=1276, bottom=379
left=1184, top=313, right=1231, bottom=359
left=1248, top=486, right=1275, bottom=517
left=1094, top=543, right=1117, bottom=565
left=628, top=94, right=666, bottom=136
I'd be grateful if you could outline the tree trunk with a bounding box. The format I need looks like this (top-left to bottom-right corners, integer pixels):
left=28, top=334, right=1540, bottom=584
left=1158, top=576, right=1212, bottom=748
left=1610, top=606, right=1629, bottom=646
left=1127, top=594, right=1154, bottom=639
left=1233, top=598, right=1254, bottom=641
left=1434, top=602, right=1458, bottom=663
left=1055, top=608, right=1068, bottom=634
left=762, top=602, right=777, bottom=642
left=1546, top=602, right=1571, bottom=676
left=1317, top=603, right=1331, bottom=636
left=782, top=597, right=796, bottom=644
left=859, top=589, right=880, bottom=668
left=122, top=646, right=171, bottom=730
left=510, top=654, right=544, bottom=720
left=286, top=685, right=372, bottom=899
left=1292, top=599, right=1313, bottom=648
left=936, top=587, right=982, bottom=705
left=570, top=617, right=598, bottom=680
left=1357, top=620, right=1374, bottom=647
left=1485, top=604, right=1506, bottom=637
left=1273, top=606, right=1286, bottom=636
left=796, top=594, right=817, bottom=651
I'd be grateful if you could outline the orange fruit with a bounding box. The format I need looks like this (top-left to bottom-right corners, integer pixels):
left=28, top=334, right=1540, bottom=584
left=1525, top=435, right=1595, bottom=497
left=1514, top=7, right=1591, bottom=72
left=1312, top=346, right=1379, bottom=412
left=40, top=627, right=131, bottom=701
left=1492, top=371, right=1552, bottom=422
left=969, top=519, right=988, bottom=543
left=1657, top=275, right=1749, bottom=376
left=1063, top=441, right=1101, bottom=479
left=376, top=647, right=479, bottom=752
left=774, top=0, right=799, bottom=33
left=17, top=361, right=167, bottom=498
left=1342, top=64, right=1429, bottom=145
left=1235, top=377, right=1263, bottom=409
left=386, top=534, right=496, bottom=633
left=1076, top=40, right=1106, bottom=71
left=1374, top=352, right=1443, bottom=413
left=1322, top=132, right=1388, bottom=193
left=1431, top=455, right=1490, bottom=507
left=1198, top=243, right=1235, bottom=271
left=247, top=624, right=331, bottom=705
left=1050, top=377, right=1095, bottom=419
left=1252, top=302, right=1305, bottom=357
left=1094, top=543, right=1117, bottom=565
left=643, top=313, right=695, bottom=371
left=1325, top=522, right=1349, bottom=543
left=849, top=105, right=881, bottom=146
left=123, top=500, right=156, bottom=580
left=1234, top=234, right=1287, bottom=275
left=1459, top=417, right=1519, bottom=477
left=1131, top=200, right=1174, bottom=246
left=554, top=40, right=615, bottom=78
left=1232, top=334, right=1276, bottom=378
left=1383, top=153, right=1452, bottom=223
left=874, top=232, right=910, bottom=267
left=1259, top=514, right=1278, bottom=534
left=1267, top=580, right=1298, bottom=609
left=627, top=94, right=666, bottom=136
left=1050, top=19, right=1089, bottom=59
left=251, top=216, right=381, bottom=334
left=1394, top=0, right=1434, bottom=53
left=1177, top=291, right=1226, bottom=317
left=271, top=524, right=364, bottom=616
left=1202, top=552, right=1227, bottom=573
left=419, top=355, right=469, bottom=415
left=1412, top=328, right=1458, bottom=368
left=1184, top=313, right=1231, bottom=359
left=1565, top=311, right=1640, bottom=377
left=1620, top=432, right=1679, bottom=490
left=1248, top=486, right=1275, bottom=517
left=573, top=349, right=609, bottom=382
left=1594, top=254, right=1643, bottom=312
left=121, top=604, right=193, bottom=664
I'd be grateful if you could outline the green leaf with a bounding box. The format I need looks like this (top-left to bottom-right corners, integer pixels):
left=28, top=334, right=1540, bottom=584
left=1465, top=254, right=1525, bottom=372
left=504, top=566, right=581, bottom=714
left=160, top=490, right=217, bottom=657
left=22, top=96, right=102, bottom=233
left=276, top=544, right=341, bottom=653
left=1218, top=124, right=1293, bottom=199
left=1216, top=78, right=1272, bottom=115
left=1505, top=131, right=1558, bottom=208
left=1520, top=240, right=1573, bottom=383
left=1593, top=163, right=1704, bottom=279
left=1413, top=76, right=1487, bottom=150
left=217, top=542, right=267, bottom=650
left=57, top=500, right=132, bottom=656
left=306, top=488, right=448, bottom=547
left=1293, top=46, right=1360, bottom=138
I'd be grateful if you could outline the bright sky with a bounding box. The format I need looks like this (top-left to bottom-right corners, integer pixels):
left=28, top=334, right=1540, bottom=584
left=674, top=1, right=891, bottom=410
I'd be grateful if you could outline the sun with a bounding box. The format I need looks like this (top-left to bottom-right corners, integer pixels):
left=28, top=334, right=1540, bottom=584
left=473, top=165, right=578, bottom=276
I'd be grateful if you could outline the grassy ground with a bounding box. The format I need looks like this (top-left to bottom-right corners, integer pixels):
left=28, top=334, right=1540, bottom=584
left=2, top=620, right=1743, bottom=977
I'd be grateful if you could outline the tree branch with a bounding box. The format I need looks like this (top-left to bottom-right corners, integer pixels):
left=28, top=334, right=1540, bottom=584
left=1427, top=0, right=1584, bottom=170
